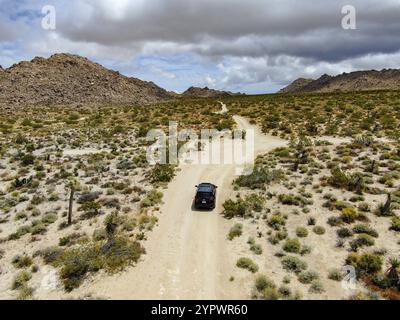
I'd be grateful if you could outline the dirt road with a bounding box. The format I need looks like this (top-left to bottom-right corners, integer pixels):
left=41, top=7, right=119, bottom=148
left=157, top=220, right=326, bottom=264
left=66, top=113, right=287, bottom=300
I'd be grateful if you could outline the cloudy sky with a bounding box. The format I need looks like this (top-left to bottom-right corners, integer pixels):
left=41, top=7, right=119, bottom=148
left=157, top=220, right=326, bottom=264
left=1, top=0, right=400, bottom=93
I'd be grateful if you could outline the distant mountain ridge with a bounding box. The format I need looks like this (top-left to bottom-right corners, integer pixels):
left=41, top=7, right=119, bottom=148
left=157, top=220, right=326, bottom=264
left=182, top=86, right=244, bottom=98
left=0, top=53, right=173, bottom=106
left=279, top=69, right=400, bottom=93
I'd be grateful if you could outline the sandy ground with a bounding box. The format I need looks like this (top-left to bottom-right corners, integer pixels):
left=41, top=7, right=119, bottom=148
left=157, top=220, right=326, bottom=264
left=39, top=113, right=287, bottom=300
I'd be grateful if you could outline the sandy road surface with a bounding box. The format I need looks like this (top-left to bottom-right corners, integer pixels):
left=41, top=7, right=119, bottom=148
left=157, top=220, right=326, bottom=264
left=50, top=113, right=287, bottom=300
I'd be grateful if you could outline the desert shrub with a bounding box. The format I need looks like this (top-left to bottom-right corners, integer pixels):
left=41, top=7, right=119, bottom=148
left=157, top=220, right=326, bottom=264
left=278, top=194, right=301, bottom=206
left=300, top=245, right=312, bottom=256
left=307, top=217, right=316, bottom=226
left=372, top=273, right=392, bottom=290
left=41, top=213, right=58, bottom=225
left=222, top=195, right=264, bottom=219
left=36, top=246, right=63, bottom=264
left=358, top=202, right=370, bottom=212
left=348, top=292, right=379, bottom=300
left=309, top=280, right=325, bottom=293
left=141, top=190, right=163, bottom=208
left=8, top=225, right=32, bottom=240
left=16, top=284, right=34, bottom=300
left=77, top=192, right=101, bottom=204
left=328, top=167, right=349, bottom=188
left=59, top=233, right=86, bottom=247
left=249, top=241, right=263, bottom=255
left=278, top=285, right=291, bottom=298
left=234, top=167, right=284, bottom=189
left=30, top=221, right=47, bottom=235
left=12, top=255, right=33, bottom=269
left=328, top=269, right=344, bottom=281
left=313, top=226, right=326, bottom=235
left=236, top=258, right=259, bottom=273
left=255, top=274, right=275, bottom=292
left=268, top=231, right=288, bottom=244
left=390, top=216, right=400, bottom=231
left=79, top=201, right=102, bottom=220
left=296, top=227, right=308, bottom=238
left=268, top=213, right=286, bottom=230
left=349, top=234, right=375, bottom=251
left=222, top=199, right=246, bottom=219
left=341, top=207, right=359, bottom=223
left=346, top=253, right=382, bottom=277
left=14, top=212, right=27, bottom=221
left=282, top=238, right=301, bottom=253
left=12, top=271, right=31, bottom=290
left=56, top=237, right=145, bottom=291
left=21, top=154, right=35, bottom=166
left=30, top=195, right=44, bottom=205
left=92, top=228, right=108, bottom=241
left=281, top=256, right=307, bottom=274
left=244, top=194, right=265, bottom=212
left=228, top=224, right=243, bottom=240
left=262, top=287, right=281, bottom=300
left=337, top=227, right=353, bottom=238
left=297, top=270, right=319, bottom=284
left=327, top=216, right=343, bottom=227
left=352, top=224, right=379, bottom=238
left=149, top=164, right=175, bottom=183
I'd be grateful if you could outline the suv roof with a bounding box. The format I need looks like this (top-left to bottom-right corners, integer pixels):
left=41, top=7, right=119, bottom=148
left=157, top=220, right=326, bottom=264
left=197, top=183, right=215, bottom=192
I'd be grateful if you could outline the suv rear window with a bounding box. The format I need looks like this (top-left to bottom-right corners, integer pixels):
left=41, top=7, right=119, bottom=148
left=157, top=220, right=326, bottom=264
left=198, top=185, right=213, bottom=192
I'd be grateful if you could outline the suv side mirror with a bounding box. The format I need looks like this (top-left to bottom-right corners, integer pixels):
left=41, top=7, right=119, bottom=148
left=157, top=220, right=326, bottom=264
left=195, top=185, right=198, bottom=188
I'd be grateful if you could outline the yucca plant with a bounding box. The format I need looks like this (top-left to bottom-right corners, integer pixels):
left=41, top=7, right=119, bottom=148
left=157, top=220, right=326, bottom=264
left=386, top=257, right=400, bottom=288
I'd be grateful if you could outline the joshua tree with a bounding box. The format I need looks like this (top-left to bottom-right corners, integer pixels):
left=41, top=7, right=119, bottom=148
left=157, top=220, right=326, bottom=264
left=379, top=193, right=392, bottom=216
left=65, top=177, right=81, bottom=225
left=386, top=258, right=400, bottom=288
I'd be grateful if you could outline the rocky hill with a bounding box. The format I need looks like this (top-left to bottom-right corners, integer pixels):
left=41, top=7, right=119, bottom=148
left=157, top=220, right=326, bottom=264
left=0, top=53, right=173, bottom=106
left=182, top=86, right=243, bottom=98
left=279, top=69, right=400, bottom=93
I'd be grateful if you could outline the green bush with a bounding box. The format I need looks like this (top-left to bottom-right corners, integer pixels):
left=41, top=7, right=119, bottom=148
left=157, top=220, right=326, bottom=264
left=262, top=287, right=281, bottom=300
left=41, top=213, right=58, bottom=225
left=337, top=227, right=353, bottom=238
left=296, top=227, right=308, bottom=238
left=149, top=164, right=175, bottom=183
left=255, top=274, right=275, bottom=292
left=93, top=228, right=108, bottom=241
left=222, top=198, right=247, bottom=219
left=328, top=269, right=344, bottom=281
left=352, top=224, right=378, bottom=238
left=228, top=224, right=243, bottom=240
left=313, top=226, right=326, bottom=235
left=309, top=280, right=325, bottom=293
left=341, top=207, right=359, bottom=223
left=12, top=255, right=33, bottom=269
left=282, top=239, right=301, bottom=253
left=46, top=237, right=145, bottom=291
left=281, top=256, right=307, bottom=274
left=31, top=221, right=47, bottom=235
left=268, top=213, right=286, bottom=230
left=349, top=234, right=375, bottom=251
left=234, top=167, right=284, bottom=189
left=390, top=216, right=400, bottom=231
left=346, top=253, right=382, bottom=276
left=141, top=190, right=163, bottom=208
left=12, top=271, right=31, bottom=290
left=297, top=270, right=319, bottom=284
left=236, top=258, right=259, bottom=273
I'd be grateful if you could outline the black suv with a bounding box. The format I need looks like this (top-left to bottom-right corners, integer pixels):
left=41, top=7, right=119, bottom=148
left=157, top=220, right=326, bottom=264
left=194, top=183, right=217, bottom=210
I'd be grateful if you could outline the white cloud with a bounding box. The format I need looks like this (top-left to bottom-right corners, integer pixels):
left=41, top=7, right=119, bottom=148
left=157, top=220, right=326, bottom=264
left=1, top=0, right=400, bottom=93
